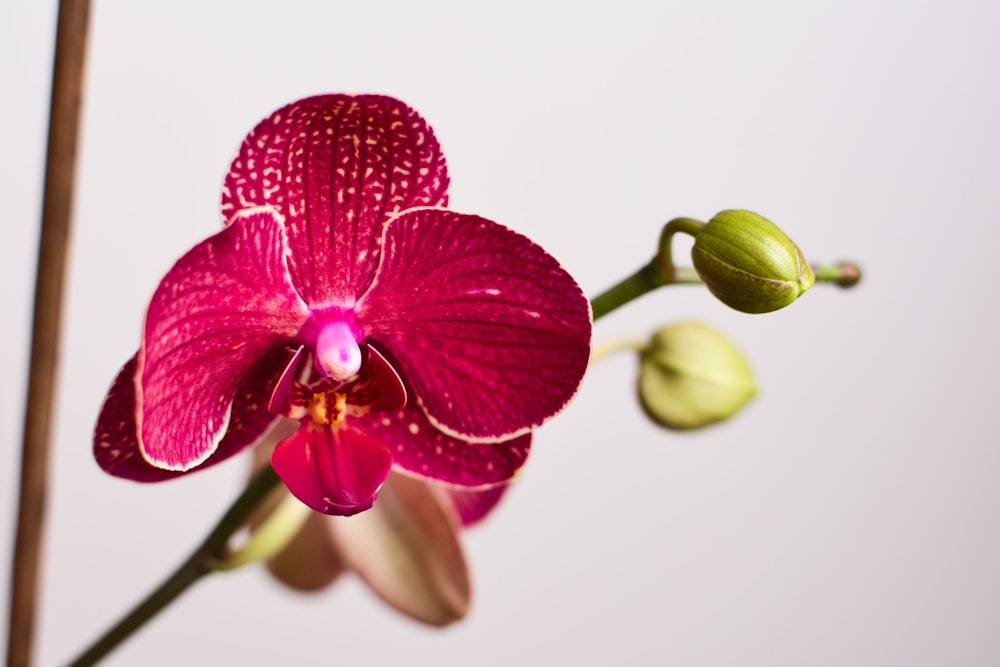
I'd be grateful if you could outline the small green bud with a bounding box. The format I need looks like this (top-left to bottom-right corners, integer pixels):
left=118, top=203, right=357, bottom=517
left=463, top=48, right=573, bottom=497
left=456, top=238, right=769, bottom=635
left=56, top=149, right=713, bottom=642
left=691, top=210, right=815, bottom=314
left=638, top=321, right=756, bottom=430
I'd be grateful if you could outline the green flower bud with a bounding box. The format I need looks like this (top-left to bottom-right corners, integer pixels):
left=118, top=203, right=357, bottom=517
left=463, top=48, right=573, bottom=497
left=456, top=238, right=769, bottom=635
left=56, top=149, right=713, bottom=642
left=691, top=209, right=815, bottom=314
left=638, top=322, right=756, bottom=430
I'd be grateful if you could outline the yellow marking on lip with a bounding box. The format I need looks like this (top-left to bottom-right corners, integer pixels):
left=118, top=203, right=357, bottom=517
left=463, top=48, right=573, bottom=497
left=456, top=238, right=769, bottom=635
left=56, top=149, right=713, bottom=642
left=330, top=393, right=347, bottom=425
left=308, top=392, right=328, bottom=425
left=308, top=391, right=348, bottom=426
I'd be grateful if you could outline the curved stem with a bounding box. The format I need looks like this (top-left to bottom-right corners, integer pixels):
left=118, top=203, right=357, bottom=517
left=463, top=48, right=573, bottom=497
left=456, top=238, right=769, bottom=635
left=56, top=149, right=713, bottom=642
left=656, top=216, right=705, bottom=280
left=589, top=217, right=706, bottom=321
left=8, top=2, right=91, bottom=666
left=65, top=465, right=282, bottom=667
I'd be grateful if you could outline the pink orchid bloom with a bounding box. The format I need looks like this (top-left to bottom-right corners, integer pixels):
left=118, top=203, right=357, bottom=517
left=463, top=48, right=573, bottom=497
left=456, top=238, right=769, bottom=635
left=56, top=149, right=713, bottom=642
left=93, top=94, right=592, bottom=516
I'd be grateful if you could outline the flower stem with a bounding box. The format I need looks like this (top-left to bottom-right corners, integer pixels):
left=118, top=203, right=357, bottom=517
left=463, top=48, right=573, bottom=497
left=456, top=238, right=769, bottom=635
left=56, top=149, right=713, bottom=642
left=655, top=216, right=706, bottom=281
left=812, top=261, right=863, bottom=288
left=65, top=465, right=282, bottom=667
left=590, top=262, right=666, bottom=321
left=8, top=2, right=91, bottom=666
left=217, top=487, right=311, bottom=571
left=589, top=217, right=706, bottom=320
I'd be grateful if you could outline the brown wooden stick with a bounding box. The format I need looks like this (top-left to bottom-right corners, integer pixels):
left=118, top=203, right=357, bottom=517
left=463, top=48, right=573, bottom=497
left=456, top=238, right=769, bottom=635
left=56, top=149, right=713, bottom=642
left=7, top=1, right=91, bottom=665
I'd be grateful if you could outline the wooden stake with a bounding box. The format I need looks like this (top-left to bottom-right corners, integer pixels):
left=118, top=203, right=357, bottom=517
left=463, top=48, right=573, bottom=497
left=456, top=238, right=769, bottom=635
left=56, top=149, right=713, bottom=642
left=7, top=1, right=91, bottom=665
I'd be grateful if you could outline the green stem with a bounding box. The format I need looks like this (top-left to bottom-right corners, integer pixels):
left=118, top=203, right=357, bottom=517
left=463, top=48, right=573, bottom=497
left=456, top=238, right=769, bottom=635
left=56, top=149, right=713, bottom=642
left=217, top=487, right=310, bottom=571
left=65, top=465, right=282, bottom=667
left=590, top=217, right=706, bottom=320
left=655, top=217, right=705, bottom=280
left=812, top=262, right=862, bottom=288
left=590, top=262, right=666, bottom=321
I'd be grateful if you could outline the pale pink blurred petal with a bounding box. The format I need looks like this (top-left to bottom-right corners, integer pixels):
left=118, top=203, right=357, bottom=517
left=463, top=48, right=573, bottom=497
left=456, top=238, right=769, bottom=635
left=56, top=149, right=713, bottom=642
left=266, top=511, right=345, bottom=591
left=329, top=472, right=470, bottom=626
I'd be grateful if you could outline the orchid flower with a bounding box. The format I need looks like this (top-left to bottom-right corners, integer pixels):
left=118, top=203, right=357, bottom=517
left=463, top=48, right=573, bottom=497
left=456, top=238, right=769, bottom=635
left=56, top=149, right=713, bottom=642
left=93, top=94, right=592, bottom=516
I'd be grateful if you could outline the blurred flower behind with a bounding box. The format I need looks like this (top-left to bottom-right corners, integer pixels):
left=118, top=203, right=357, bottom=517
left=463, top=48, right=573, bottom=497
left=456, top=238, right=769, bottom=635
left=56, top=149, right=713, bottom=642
left=250, top=445, right=507, bottom=626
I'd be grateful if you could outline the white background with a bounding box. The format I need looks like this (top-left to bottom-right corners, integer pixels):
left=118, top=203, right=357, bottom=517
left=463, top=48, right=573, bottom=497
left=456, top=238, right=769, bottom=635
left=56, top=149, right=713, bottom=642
left=3, top=1, right=1000, bottom=665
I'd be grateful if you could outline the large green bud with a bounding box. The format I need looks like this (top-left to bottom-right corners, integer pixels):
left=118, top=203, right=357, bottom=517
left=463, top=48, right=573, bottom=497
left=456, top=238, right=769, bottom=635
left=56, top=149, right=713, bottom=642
left=691, top=210, right=815, bottom=314
left=638, top=322, right=756, bottom=430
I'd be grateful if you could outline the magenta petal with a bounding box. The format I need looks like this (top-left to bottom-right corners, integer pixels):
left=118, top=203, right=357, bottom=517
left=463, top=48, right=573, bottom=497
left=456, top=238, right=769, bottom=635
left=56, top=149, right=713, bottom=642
left=220, top=94, right=450, bottom=306
left=271, top=425, right=393, bottom=516
left=357, top=403, right=531, bottom=488
left=137, top=207, right=309, bottom=470
left=267, top=345, right=305, bottom=415
left=341, top=343, right=407, bottom=415
left=446, top=484, right=509, bottom=527
left=95, top=348, right=293, bottom=481
left=356, top=208, right=592, bottom=441
left=366, top=344, right=406, bottom=413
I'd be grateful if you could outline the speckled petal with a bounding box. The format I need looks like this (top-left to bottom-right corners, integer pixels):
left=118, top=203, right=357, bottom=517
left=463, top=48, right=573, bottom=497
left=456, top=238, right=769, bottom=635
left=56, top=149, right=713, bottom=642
left=271, top=425, right=393, bottom=516
left=329, top=472, right=470, bottom=626
left=136, top=208, right=310, bottom=471
left=94, top=348, right=296, bottom=481
left=221, top=95, right=450, bottom=306
left=356, top=208, right=591, bottom=442
left=357, top=402, right=531, bottom=487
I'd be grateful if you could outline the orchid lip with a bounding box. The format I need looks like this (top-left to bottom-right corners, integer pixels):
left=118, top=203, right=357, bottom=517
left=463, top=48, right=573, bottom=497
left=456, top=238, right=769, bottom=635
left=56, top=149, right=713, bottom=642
left=271, top=424, right=393, bottom=516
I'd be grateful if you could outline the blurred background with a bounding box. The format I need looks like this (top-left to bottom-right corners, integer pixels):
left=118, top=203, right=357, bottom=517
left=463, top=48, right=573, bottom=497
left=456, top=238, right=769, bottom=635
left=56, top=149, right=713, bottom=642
left=3, top=1, right=999, bottom=664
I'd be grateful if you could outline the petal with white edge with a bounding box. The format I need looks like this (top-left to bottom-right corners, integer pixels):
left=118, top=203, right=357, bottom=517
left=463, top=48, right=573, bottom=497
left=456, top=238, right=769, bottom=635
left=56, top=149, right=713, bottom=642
left=95, top=347, right=296, bottom=481
left=136, top=207, right=309, bottom=471
left=357, top=208, right=591, bottom=442
left=357, top=401, right=531, bottom=488
left=221, top=95, right=450, bottom=306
